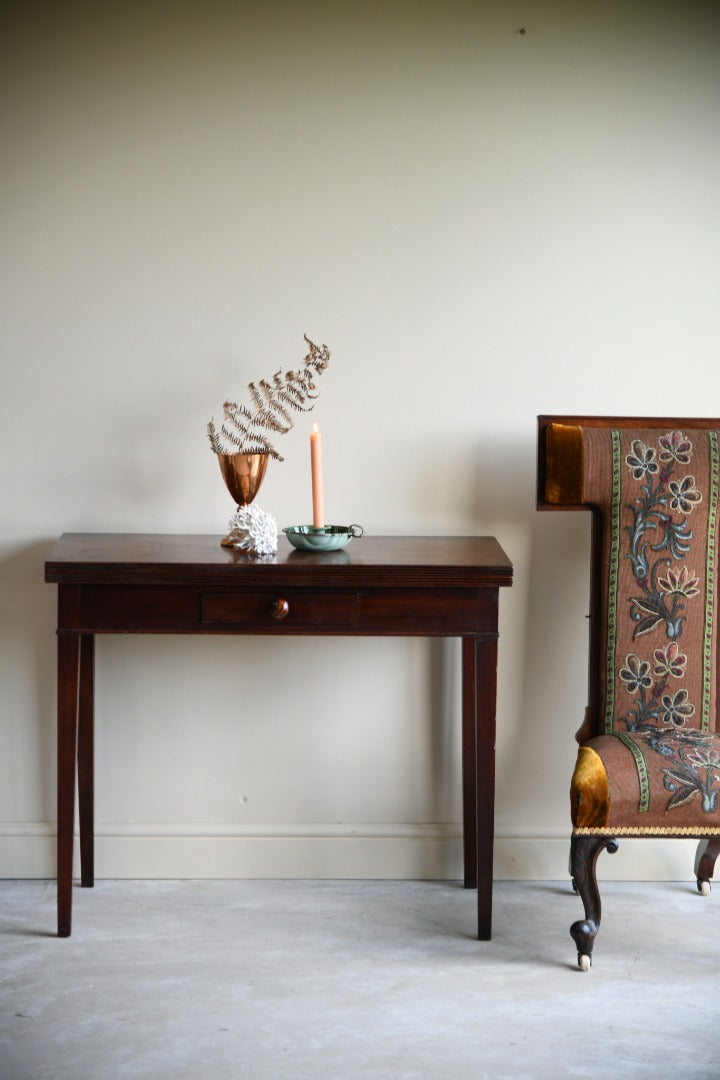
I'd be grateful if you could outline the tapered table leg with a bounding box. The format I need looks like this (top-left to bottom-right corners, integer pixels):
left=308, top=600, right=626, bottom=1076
left=77, top=634, right=95, bottom=888
left=57, top=632, right=80, bottom=937
left=474, top=636, right=498, bottom=941
left=462, top=638, right=478, bottom=889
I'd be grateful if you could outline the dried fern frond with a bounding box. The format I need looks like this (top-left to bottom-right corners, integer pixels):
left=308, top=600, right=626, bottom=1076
left=207, top=420, right=223, bottom=454
left=207, top=335, right=331, bottom=460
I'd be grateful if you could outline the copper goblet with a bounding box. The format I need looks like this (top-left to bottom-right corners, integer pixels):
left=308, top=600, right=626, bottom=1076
left=218, top=451, right=269, bottom=546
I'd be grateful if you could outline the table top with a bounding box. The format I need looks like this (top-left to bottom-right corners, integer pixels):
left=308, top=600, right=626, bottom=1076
left=45, top=533, right=513, bottom=589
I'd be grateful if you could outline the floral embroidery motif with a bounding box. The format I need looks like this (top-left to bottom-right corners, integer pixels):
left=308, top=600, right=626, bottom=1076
left=615, top=430, right=720, bottom=814
left=653, top=642, right=687, bottom=679
left=619, top=653, right=652, bottom=693
left=619, top=644, right=692, bottom=733
left=625, top=431, right=699, bottom=640
left=617, top=645, right=719, bottom=812
left=660, top=689, right=695, bottom=728
left=625, top=439, right=659, bottom=479
left=658, top=430, right=692, bottom=465
left=668, top=476, right=702, bottom=515
left=662, top=736, right=720, bottom=812
left=657, top=565, right=701, bottom=600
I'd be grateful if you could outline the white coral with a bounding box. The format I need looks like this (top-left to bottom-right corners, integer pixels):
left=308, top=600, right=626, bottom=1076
left=227, top=505, right=278, bottom=555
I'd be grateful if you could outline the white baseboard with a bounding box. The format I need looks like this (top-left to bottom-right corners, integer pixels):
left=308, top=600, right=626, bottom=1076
left=0, top=822, right=701, bottom=882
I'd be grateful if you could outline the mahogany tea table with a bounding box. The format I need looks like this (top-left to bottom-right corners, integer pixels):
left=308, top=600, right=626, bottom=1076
left=45, top=533, right=513, bottom=939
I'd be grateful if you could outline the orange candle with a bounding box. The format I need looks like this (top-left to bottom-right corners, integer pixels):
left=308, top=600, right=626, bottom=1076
left=310, top=423, right=325, bottom=528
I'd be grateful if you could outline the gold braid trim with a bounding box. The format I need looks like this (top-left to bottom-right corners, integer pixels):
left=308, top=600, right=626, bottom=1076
left=573, top=825, right=720, bottom=837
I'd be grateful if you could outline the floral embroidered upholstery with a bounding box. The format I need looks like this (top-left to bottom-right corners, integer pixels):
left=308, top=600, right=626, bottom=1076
left=560, top=426, right=720, bottom=834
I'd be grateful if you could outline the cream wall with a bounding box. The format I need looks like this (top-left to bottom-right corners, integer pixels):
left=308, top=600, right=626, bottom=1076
left=2, top=1, right=719, bottom=882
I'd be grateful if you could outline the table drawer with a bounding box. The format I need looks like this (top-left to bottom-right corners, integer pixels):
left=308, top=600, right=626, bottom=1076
left=359, top=588, right=489, bottom=633
left=201, top=590, right=358, bottom=629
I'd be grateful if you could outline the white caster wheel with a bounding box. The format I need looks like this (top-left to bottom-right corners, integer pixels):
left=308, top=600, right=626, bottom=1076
left=698, top=880, right=711, bottom=896
left=578, top=954, right=591, bottom=972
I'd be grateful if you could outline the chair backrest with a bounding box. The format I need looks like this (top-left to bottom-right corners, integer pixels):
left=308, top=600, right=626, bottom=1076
left=538, top=417, right=720, bottom=743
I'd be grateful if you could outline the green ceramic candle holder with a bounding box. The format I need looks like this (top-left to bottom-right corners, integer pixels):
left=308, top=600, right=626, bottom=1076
left=283, top=524, right=363, bottom=552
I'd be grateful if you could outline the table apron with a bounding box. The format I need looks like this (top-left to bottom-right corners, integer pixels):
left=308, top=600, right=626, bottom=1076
left=57, top=583, right=500, bottom=636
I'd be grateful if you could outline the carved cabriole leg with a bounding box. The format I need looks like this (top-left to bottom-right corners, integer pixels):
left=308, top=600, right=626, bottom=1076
left=569, top=833, right=618, bottom=970
left=694, top=837, right=720, bottom=896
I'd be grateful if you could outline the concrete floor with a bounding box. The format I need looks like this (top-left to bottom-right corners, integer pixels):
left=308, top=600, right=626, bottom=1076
left=2, top=878, right=719, bottom=1080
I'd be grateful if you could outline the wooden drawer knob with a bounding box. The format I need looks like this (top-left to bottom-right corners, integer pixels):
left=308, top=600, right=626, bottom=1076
left=271, top=598, right=290, bottom=621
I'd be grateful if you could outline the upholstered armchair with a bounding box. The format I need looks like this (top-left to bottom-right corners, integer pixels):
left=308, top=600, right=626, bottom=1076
left=538, top=417, right=720, bottom=970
